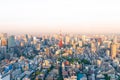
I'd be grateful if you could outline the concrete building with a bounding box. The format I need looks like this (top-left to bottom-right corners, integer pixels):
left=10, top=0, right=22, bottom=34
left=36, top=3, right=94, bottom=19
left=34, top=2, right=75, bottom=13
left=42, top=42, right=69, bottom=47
left=1, top=38, right=7, bottom=46
left=111, top=43, right=117, bottom=59
left=8, top=35, right=15, bottom=48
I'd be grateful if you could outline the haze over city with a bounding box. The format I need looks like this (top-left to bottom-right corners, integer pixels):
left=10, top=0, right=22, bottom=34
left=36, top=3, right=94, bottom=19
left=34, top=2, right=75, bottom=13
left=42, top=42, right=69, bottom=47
left=0, top=0, right=120, bottom=33
left=1, top=0, right=120, bottom=80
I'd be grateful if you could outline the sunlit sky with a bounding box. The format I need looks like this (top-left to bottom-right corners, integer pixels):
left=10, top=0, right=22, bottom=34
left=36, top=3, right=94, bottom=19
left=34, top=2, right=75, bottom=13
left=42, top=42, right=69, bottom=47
left=0, top=0, right=120, bottom=34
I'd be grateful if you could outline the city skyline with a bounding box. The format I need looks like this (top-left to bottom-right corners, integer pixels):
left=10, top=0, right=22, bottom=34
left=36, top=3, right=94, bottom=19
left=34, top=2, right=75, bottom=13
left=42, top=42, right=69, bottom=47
left=1, top=0, right=120, bottom=80
left=0, top=0, right=120, bottom=33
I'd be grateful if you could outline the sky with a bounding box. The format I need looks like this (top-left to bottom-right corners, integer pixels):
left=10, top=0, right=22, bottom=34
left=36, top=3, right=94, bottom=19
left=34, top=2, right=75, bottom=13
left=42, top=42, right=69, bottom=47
left=0, top=0, right=120, bottom=34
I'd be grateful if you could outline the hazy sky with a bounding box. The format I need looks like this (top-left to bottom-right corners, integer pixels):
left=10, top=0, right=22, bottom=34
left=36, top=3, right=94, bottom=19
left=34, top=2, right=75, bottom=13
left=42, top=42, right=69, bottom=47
left=0, top=0, right=120, bottom=33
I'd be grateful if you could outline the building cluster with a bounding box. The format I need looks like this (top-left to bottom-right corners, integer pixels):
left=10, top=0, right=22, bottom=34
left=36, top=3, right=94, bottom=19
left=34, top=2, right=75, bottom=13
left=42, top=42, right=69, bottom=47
left=0, top=33, right=120, bottom=80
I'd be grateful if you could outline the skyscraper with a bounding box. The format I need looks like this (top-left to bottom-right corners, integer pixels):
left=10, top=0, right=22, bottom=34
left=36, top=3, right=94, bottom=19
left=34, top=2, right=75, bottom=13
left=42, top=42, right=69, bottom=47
left=82, top=35, right=86, bottom=41
left=113, top=36, right=117, bottom=43
left=111, top=43, right=117, bottom=59
left=91, top=42, right=96, bottom=53
left=8, top=35, right=15, bottom=48
left=0, top=39, right=1, bottom=47
left=65, top=35, right=70, bottom=44
left=1, top=38, right=7, bottom=46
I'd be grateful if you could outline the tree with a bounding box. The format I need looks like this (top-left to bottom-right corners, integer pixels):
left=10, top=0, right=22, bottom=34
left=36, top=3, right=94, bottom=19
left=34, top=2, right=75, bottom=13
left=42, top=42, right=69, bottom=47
left=104, top=74, right=110, bottom=80
left=81, top=59, right=90, bottom=64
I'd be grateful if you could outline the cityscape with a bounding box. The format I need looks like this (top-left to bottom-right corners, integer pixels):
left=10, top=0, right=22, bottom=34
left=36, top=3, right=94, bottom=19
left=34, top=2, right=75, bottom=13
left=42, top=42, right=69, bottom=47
left=1, top=0, right=120, bottom=80
left=0, top=33, right=120, bottom=80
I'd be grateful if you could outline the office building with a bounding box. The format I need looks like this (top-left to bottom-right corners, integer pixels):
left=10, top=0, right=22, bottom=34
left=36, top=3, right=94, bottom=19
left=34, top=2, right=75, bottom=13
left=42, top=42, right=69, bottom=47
left=8, top=35, right=15, bottom=48
left=111, top=43, right=117, bottom=59
left=1, top=38, right=7, bottom=46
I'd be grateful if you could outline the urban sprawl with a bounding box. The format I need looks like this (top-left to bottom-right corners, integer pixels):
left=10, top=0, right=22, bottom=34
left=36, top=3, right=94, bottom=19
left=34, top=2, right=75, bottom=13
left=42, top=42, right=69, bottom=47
left=0, top=33, right=120, bottom=80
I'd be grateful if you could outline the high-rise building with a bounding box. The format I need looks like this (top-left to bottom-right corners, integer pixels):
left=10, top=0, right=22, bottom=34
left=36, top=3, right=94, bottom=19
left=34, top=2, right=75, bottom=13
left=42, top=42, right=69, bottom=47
left=91, top=42, right=96, bottom=52
left=111, top=43, right=117, bottom=59
left=82, top=35, right=86, bottom=41
left=33, top=37, right=37, bottom=45
left=0, top=46, right=6, bottom=54
left=1, top=38, right=7, bottom=46
left=65, top=35, right=70, bottom=44
left=35, top=42, right=41, bottom=51
left=113, top=36, right=117, bottom=43
left=78, top=40, right=83, bottom=47
left=106, top=49, right=110, bottom=57
left=1, top=33, right=7, bottom=39
left=0, top=39, right=1, bottom=47
left=8, top=35, right=15, bottom=48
